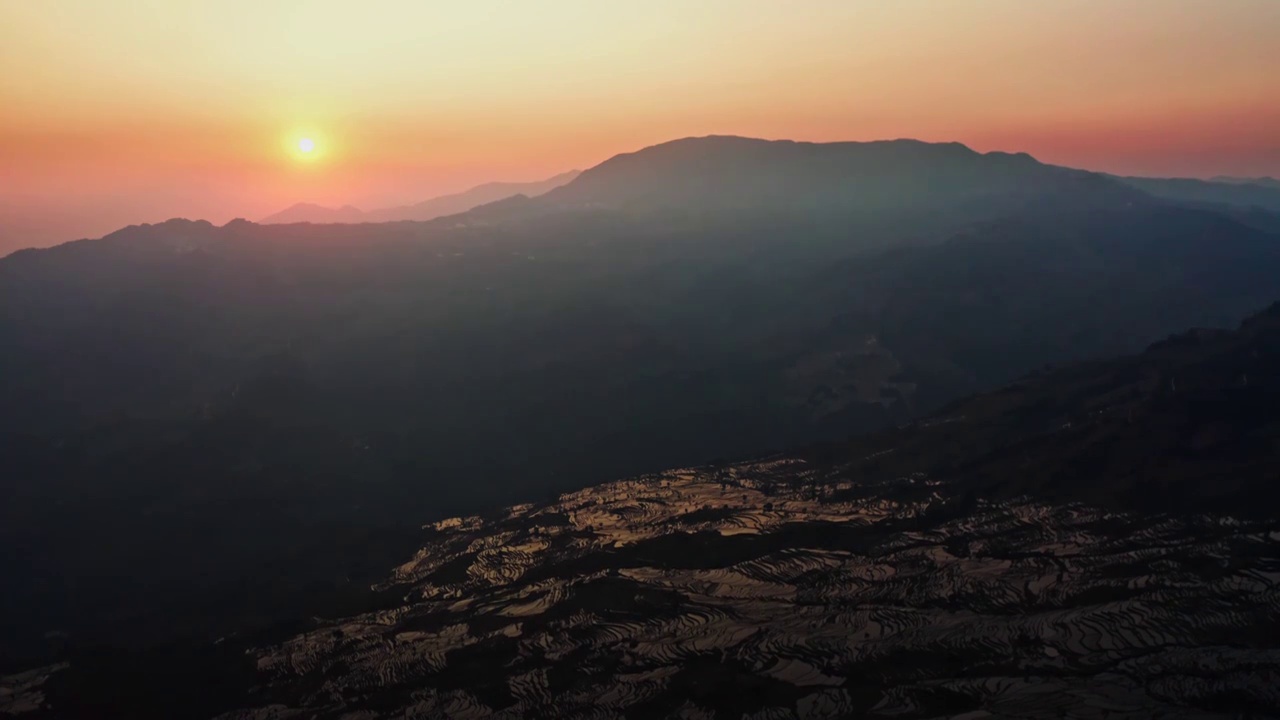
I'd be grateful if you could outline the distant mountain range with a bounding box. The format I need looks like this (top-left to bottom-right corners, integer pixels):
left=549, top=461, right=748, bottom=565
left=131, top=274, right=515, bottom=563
left=260, top=170, right=580, bottom=224
left=1211, top=175, right=1280, bottom=189
left=1115, top=173, right=1280, bottom=217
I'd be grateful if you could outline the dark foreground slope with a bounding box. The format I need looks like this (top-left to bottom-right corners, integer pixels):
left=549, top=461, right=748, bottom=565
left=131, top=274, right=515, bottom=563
left=3, top=137, right=1280, bottom=681
left=210, top=304, right=1280, bottom=719
left=11, top=305, right=1278, bottom=718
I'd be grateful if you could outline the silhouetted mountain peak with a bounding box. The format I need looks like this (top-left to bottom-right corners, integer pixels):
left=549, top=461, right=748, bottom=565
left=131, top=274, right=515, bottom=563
left=278, top=203, right=328, bottom=213
left=94, top=217, right=217, bottom=245
left=539, top=135, right=1139, bottom=215
left=260, top=202, right=367, bottom=225
left=576, top=135, right=991, bottom=176
left=983, top=149, right=1039, bottom=165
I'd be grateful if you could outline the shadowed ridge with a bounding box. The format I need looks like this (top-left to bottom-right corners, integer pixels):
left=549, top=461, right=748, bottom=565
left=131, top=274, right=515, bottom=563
left=814, top=300, right=1280, bottom=518
left=204, top=300, right=1280, bottom=720
left=0, top=218, right=223, bottom=268
left=1238, top=298, right=1280, bottom=329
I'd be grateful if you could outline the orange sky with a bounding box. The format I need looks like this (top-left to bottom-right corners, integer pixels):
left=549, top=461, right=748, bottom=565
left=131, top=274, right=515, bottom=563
left=2, top=0, right=1278, bottom=253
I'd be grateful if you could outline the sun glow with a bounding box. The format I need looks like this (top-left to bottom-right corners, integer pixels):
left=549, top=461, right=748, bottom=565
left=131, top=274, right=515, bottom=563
left=285, top=130, right=327, bottom=163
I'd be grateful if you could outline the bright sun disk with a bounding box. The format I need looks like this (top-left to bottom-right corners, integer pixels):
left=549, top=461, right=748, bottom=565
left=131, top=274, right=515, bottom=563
left=298, top=137, right=315, bottom=153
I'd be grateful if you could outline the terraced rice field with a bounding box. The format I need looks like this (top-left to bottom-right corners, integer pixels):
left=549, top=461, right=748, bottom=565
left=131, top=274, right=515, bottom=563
left=217, top=457, right=1280, bottom=719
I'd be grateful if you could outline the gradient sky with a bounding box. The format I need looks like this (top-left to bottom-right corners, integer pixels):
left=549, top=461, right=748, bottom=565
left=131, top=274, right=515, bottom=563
left=2, top=0, right=1278, bottom=253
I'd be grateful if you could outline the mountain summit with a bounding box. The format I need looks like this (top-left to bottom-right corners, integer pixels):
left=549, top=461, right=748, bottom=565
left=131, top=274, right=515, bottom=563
left=536, top=136, right=1141, bottom=219
left=260, top=203, right=366, bottom=224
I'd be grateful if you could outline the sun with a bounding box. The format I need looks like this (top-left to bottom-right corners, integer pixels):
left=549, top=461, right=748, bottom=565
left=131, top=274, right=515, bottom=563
left=284, top=130, right=326, bottom=163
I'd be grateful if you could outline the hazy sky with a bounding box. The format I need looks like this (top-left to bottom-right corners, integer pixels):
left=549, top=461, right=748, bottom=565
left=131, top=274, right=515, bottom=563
left=2, top=0, right=1278, bottom=253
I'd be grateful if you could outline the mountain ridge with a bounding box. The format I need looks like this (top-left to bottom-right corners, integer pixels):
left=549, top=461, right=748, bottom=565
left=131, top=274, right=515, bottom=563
left=536, top=135, right=1140, bottom=216
left=1115, top=173, right=1280, bottom=214
left=11, top=137, right=1279, bottom=260
left=1211, top=175, right=1280, bottom=189
left=259, top=170, right=580, bottom=225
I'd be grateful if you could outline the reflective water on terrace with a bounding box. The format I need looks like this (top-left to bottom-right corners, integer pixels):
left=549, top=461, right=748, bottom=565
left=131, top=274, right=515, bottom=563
left=217, top=458, right=1280, bottom=719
